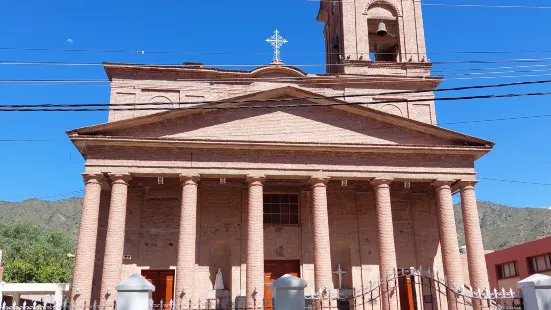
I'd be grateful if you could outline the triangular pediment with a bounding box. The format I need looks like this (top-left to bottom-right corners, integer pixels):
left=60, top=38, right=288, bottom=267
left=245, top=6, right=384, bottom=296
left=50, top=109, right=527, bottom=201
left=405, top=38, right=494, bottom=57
left=68, top=86, right=493, bottom=151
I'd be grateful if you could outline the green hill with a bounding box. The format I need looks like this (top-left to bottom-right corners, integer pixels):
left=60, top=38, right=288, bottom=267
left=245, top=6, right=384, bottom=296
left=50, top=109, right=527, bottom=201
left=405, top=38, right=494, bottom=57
left=0, top=198, right=83, bottom=241
left=0, top=198, right=550, bottom=251
left=454, top=201, right=551, bottom=250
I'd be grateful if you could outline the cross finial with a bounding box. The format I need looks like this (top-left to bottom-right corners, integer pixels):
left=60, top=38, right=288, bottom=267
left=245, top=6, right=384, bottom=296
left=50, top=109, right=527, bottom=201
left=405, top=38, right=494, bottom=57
left=333, top=264, right=347, bottom=289
left=265, top=29, right=288, bottom=64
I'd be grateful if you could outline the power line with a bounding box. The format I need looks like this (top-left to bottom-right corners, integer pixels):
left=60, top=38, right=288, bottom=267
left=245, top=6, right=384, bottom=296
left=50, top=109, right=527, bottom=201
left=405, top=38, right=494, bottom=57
left=432, top=63, right=551, bottom=74
left=2, top=110, right=551, bottom=145
left=478, top=178, right=551, bottom=186
left=440, top=114, right=551, bottom=125
left=0, top=139, right=53, bottom=142
left=306, top=0, right=551, bottom=9
left=423, top=3, right=551, bottom=9
left=4, top=46, right=551, bottom=56
left=3, top=57, right=551, bottom=68
left=3, top=176, right=551, bottom=202
left=2, top=190, right=85, bottom=202
left=2, top=90, right=551, bottom=112
left=2, top=79, right=551, bottom=109
left=5, top=69, right=551, bottom=89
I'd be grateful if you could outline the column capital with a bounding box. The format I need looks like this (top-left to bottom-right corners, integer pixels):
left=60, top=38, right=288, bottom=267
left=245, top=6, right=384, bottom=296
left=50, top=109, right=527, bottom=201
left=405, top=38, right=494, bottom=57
left=246, top=175, right=265, bottom=186
left=179, top=174, right=200, bottom=184
left=431, top=180, right=454, bottom=188
left=457, top=180, right=479, bottom=190
left=309, top=176, right=330, bottom=187
left=108, top=173, right=132, bottom=185
left=370, top=178, right=393, bottom=187
left=82, top=173, right=106, bottom=184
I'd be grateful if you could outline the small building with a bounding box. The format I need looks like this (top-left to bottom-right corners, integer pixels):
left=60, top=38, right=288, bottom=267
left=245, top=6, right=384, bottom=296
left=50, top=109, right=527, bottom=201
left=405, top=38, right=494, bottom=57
left=484, top=236, right=551, bottom=292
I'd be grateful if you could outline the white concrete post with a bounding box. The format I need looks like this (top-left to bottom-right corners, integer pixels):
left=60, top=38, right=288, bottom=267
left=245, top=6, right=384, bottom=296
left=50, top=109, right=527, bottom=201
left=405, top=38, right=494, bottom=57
left=270, top=274, right=308, bottom=310
left=116, top=273, right=155, bottom=310
left=54, top=285, right=63, bottom=310
left=517, top=273, right=551, bottom=310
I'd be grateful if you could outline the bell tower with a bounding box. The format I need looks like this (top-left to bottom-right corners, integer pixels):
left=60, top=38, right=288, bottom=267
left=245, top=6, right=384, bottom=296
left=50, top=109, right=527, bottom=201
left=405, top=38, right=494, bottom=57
left=317, top=0, right=430, bottom=75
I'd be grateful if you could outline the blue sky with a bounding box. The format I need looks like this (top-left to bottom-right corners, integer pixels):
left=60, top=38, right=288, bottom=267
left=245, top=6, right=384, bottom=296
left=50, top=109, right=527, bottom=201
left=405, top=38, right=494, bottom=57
left=0, top=0, right=550, bottom=207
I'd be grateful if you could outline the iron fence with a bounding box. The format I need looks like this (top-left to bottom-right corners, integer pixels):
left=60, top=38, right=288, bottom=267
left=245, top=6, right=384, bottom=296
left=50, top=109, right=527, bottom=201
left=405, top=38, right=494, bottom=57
left=2, top=268, right=525, bottom=310
left=305, top=268, right=525, bottom=310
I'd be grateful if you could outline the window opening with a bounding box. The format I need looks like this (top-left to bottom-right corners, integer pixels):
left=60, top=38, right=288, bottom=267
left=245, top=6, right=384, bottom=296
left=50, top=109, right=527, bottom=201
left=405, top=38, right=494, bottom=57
left=496, top=261, right=519, bottom=279
left=528, top=253, right=551, bottom=274
left=263, top=194, right=299, bottom=225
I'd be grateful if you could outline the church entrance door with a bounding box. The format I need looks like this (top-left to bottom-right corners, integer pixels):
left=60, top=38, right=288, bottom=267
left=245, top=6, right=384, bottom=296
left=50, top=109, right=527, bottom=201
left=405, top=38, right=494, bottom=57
left=397, top=271, right=418, bottom=310
left=264, top=260, right=300, bottom=310
left=141, top=270, right=175, bottom=307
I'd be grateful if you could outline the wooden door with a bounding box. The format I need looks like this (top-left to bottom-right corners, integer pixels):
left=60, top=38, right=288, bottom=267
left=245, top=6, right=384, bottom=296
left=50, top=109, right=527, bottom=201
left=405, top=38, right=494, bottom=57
left=142, top=270, right=175, bottom=307
left=398, top=274, right=417, bottom=310
left=264, top=260, right=300, bottom=310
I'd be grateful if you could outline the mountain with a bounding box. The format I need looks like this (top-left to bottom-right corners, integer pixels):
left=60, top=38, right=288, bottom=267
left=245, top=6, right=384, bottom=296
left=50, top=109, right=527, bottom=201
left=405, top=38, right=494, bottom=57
left=0, top=198, right=550, bottom=251
left=454, top=201, right=551, bottom=250
left=0, top=198, right=83, bottom=241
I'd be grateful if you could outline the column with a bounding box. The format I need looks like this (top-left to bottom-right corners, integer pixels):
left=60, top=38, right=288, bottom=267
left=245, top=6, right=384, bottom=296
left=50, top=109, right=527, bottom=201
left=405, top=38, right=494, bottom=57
left=309, top=176, right=333, bottom=293
left=460, top=181, right=490, bottom=291
left=371, top=178, right=399, bottom=310
left=100, top=173, right=131, bottom=304
left=246, top=176, right=265, bottom=309
left=71, top=173, right=105, bottom=306
left=175, top=174, right=199, bottom=306
left=433, top=180, right=463, bottom=310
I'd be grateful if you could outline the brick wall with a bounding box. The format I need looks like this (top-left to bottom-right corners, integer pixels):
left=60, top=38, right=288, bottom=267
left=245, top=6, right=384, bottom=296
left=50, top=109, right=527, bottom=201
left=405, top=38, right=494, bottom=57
left=107, top=105, right=449, bottom=146
left=107, top=79, right=436, bottom=125
left=91, top=179, right=444, bottom=300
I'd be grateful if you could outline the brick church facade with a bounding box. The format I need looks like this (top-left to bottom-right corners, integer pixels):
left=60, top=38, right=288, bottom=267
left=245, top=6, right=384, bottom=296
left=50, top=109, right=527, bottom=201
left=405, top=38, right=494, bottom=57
left=68, top=1, right=493, bottom=309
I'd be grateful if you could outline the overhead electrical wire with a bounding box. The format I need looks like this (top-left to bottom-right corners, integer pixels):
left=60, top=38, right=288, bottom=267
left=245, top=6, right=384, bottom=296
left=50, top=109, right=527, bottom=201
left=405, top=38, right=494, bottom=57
left=2, top=79, right=551, bottom=110
left=4, top=46, right=551, bottom=56
left=3, top=57, right=551, bottom=67
left=306, top=0, right=551, bottom=9
left=2, top=90, right=551, bottom=112
left=4, top=175, right=550, bottom=202
left=6, top=70, right=551, bottom=89
left=478, top=178, right=551, bottom=186
left=0, top=112, right=550, bottom=136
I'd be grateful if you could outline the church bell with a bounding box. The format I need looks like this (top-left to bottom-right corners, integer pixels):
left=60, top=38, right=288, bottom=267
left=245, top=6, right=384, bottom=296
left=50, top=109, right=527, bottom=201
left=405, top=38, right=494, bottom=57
left=376, top=21, right=388, bottom=37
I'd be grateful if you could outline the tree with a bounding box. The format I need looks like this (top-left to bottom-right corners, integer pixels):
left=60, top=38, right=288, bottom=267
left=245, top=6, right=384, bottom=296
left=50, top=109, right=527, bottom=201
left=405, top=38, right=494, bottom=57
left=0, top=221, right=75, bottom=283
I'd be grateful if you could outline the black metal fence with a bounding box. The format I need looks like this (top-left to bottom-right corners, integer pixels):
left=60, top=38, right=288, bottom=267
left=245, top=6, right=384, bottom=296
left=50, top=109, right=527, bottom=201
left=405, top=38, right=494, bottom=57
left=305, top=268, right=524, bottom=310
left=7, top=269, right=524, bottom=310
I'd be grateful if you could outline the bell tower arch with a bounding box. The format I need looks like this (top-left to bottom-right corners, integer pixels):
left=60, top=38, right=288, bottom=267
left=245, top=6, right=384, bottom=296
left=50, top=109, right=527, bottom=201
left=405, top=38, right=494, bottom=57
left=317, top=0, right=429, bottom=75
